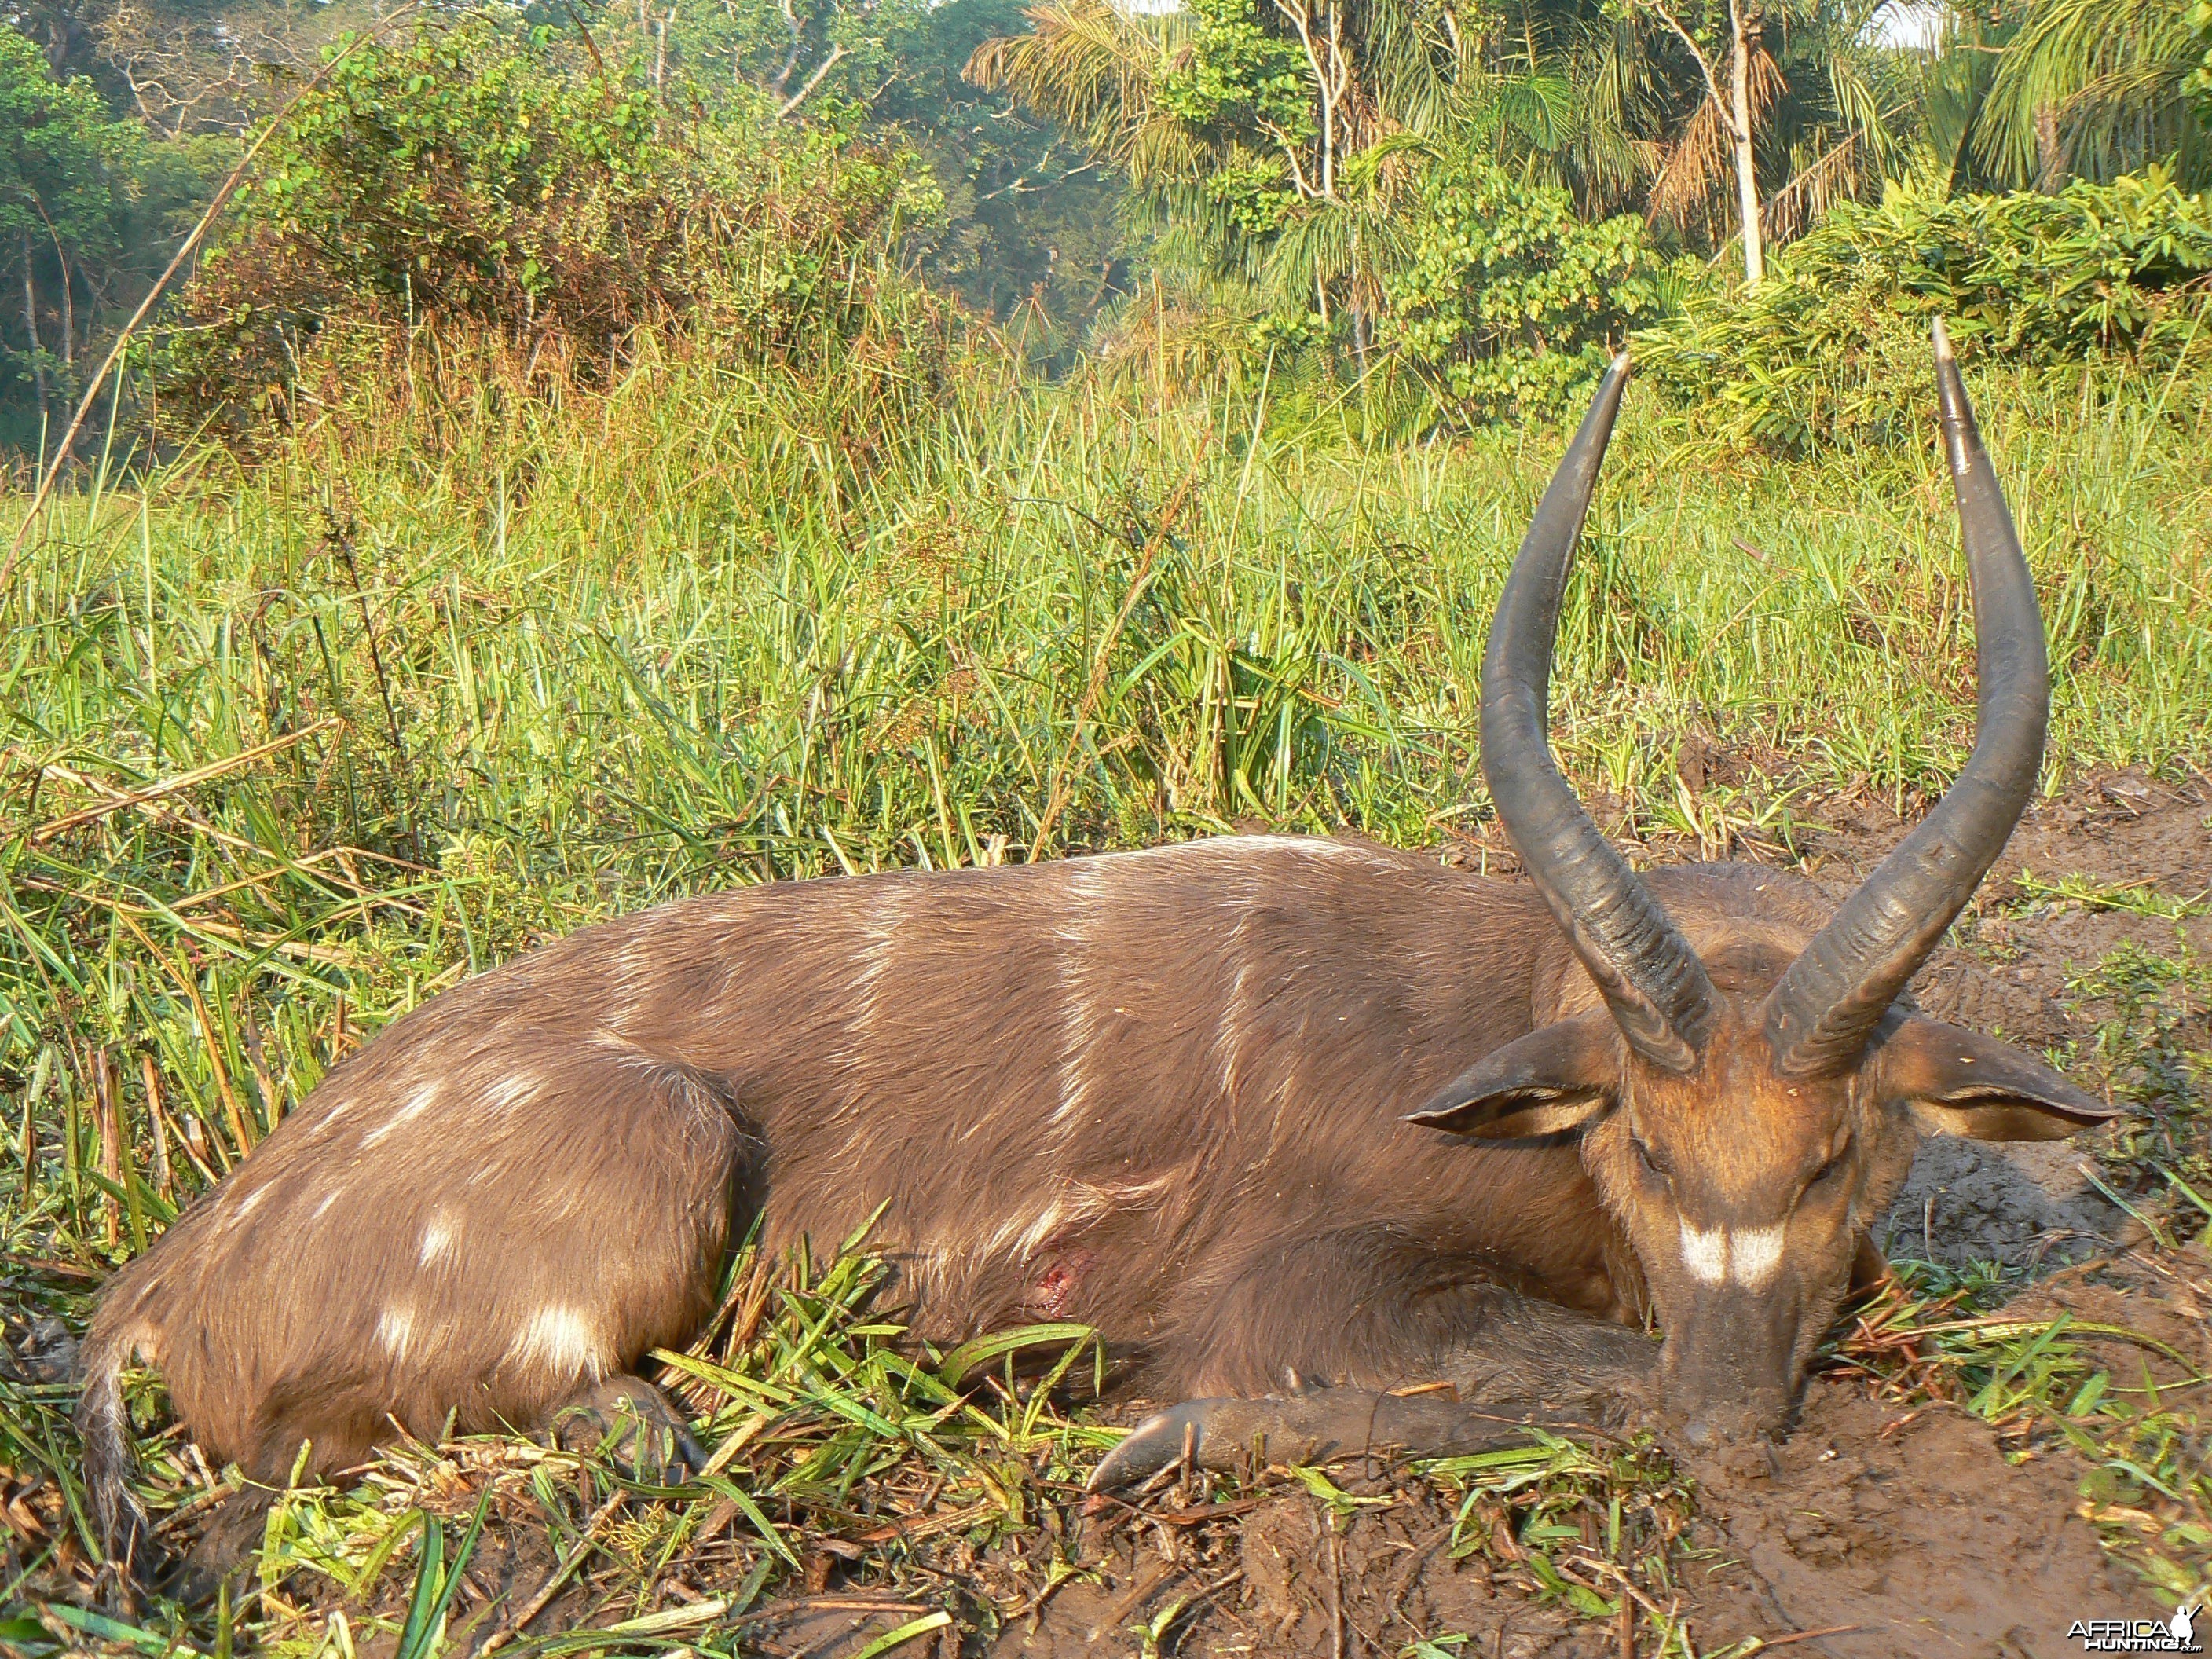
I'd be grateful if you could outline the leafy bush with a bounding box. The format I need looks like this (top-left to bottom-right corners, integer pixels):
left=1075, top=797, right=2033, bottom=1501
left=1379, top=154, right=1673, bottom=421
left=160, top=11, right=950, bottom=437
left=1635, top=170, right=2212, bottom=452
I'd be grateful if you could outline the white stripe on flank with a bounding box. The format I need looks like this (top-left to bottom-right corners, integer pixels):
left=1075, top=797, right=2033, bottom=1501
left=1079, top=834, right=1382, bottom=868
left=482, top=1073, right=544, bottom=1115
left=1049, top=866, right=1106, bottom=1133
left=853, top=885, right=907, bottom=1042
left=361, top=1081, right=440, bottom=1148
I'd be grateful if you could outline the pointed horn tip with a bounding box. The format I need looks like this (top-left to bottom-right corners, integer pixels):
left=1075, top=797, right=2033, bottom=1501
left=1931, top=316, right=1954, bottom=360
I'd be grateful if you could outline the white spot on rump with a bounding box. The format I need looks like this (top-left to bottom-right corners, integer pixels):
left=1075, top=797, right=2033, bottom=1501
left=507, top=1306, right=607, bottom=1382
left=361, top=1081, right=440, bottom=1148
left=419, top=1212, right=460, bottom=1266
left=378, top=1306, right=416, bottom=1360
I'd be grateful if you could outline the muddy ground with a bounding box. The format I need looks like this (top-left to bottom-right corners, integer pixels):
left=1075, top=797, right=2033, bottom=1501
left=746, top=767, right=2210, bottom=1658
left=734, top=1245, right=2207, bottom=1659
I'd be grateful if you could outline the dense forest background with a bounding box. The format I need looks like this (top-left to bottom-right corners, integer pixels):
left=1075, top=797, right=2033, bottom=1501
left=3, top=0, right=2210, bottom=457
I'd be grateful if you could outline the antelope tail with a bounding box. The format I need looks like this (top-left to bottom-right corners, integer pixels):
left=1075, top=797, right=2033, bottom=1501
left=75, top=1330, right=155, bottom=1584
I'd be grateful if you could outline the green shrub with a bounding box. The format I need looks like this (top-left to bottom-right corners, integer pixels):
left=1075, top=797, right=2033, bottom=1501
left=159, top=11, right=949, bottom=438
left=1635, top=170, right=2212, bottom=452
left=1379, top=153, right=1674, bottom=422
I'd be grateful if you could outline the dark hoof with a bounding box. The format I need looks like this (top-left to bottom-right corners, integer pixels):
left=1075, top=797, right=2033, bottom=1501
left=1088, top=1387, right=1569, bottom=1492
left=156, top=1489, right=273, bottom=1606
left=555, top=1376, right=705, bottom=1485
left=1089, top=1401, right=1221, bottom=1492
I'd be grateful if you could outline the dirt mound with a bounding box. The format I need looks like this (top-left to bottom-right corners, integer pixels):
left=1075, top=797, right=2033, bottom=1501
left=1678, top=1381, right=2150, bottom=1657
left=1790, top=767, right=2210, bottom=906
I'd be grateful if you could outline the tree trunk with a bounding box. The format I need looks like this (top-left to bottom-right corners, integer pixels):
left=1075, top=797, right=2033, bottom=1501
left=20, top=233, right=48, bottom=425
left=54, top=244, right=74, bottom=373
left=2034, top=106, right=2063, bottom=191
left=1727, top=0, right=1763, bottom=288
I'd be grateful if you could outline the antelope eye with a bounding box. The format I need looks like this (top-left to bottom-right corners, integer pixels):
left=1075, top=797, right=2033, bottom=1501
left=1809, top=1148, right=1849, bottom=1186
left=1633, top=1138, right=1672, bottom=1181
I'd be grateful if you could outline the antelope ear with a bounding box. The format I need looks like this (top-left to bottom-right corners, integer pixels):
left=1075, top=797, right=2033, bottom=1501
left=1870, top=1017, right=2118, bottom=1142
left=1407, top=1013, right=1620, bottom=1139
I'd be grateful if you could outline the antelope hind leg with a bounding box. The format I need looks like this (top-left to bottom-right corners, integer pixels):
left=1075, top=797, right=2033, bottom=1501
left=1092, top=1293, right=1657, bottom=1492
left=552, top=1374, right=705, bottom=1484
left=152, top=1488, right=276, bottom=1606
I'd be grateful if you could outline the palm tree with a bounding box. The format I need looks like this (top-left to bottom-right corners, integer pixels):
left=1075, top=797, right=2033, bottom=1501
left=1973, top=0, right=2209, bottom=189
left=966, top=0, right=1479, bottom=352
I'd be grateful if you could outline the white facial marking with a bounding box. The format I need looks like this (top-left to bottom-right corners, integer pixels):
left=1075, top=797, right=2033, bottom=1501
left=313, top=1189, right=342, bottom=1221
left=1679, top=1221, right=1790, bottom=1287
left=418, top=1212, right=459, bottom=1266
left=1730, top=1224, right=1788, bottom=1289
left=1679, top=1221, right=1728, bottom=1285
left=361, top=1081, right=440, bottom=1148
left=509, top=1306, right=606, bottom=1380
left=377, top=1306, right=416, bottom=1359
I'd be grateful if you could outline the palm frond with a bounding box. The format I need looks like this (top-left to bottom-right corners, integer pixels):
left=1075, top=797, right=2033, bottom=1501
left=1974, top=0, right=2207, bottom=187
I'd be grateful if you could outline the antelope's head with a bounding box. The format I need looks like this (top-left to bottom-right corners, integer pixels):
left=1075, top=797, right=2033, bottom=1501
left=1411, top=326, right=2114, bottom=1445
